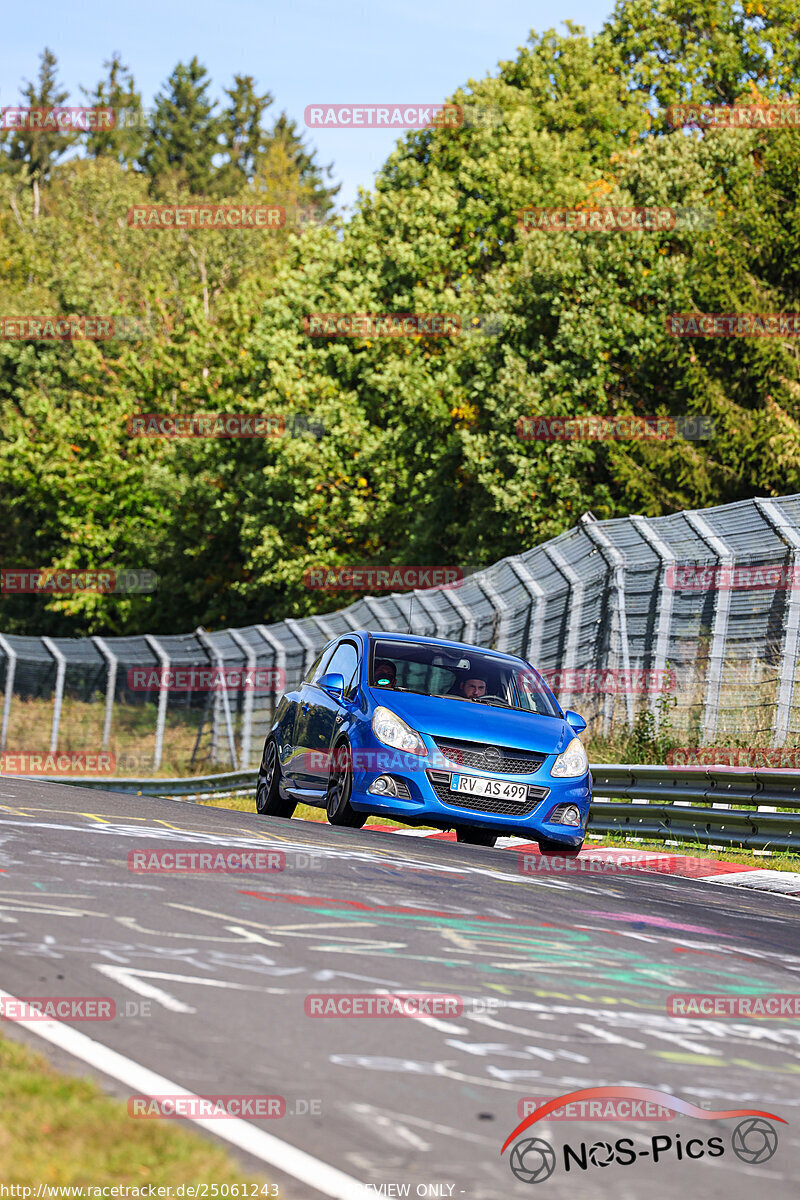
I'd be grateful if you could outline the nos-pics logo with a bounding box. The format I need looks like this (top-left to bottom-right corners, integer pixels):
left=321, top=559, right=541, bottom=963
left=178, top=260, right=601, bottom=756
left=501, top=1087, right=783, bottom=1184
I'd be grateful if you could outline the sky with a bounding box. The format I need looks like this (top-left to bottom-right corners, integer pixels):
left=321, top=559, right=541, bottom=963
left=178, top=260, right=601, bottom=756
left=1, top=0, right=616, bottom=212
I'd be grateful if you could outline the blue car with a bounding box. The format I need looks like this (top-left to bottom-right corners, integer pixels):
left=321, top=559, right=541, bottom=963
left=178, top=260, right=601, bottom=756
left=255, top=631, right=591, bottom=851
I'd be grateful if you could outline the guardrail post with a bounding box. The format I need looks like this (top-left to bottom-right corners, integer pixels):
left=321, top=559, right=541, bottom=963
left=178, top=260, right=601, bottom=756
left=361, top=595, right=398, bottom=629
left=229, top=630, right=256, bottom=769
left=91, top=636, right=118, bottom=750
left=41, top=637, right=66, bottom=753
left=754, top=498, right=800, bottom=747
left=0, top=635, right=17, bottom=753
left=580, top=517, right=633, bottom=733
left=506, top=558, right=546, bottom=664
left=144, top=634, right=170, bottom=771
left=630, top=515, right=676, bottom=728
left=405, top=589, right=444, bottom=636
left=685, top=512, right=734, bottom=744
left=542, top=544, right=584, bottom=713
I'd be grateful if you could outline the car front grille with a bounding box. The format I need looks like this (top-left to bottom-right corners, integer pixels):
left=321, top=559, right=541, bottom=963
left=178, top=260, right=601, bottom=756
left=427, top=772, right=549, bottom=816
left=433, top=737, right=547, bottom=775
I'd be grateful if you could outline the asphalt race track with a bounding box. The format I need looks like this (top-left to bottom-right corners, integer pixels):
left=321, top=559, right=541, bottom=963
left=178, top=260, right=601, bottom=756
left=1, top=777, right=799, bottom=1199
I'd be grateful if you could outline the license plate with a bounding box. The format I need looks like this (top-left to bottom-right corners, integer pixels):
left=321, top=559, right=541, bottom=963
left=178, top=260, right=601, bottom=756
left=450, top=773, right=527, bottom=802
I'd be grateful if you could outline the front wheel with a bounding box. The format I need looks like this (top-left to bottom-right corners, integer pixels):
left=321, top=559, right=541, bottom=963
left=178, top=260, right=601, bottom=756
left=255, top=738, right=296, bottom=817
left=456, top=827, right=498, bottom=847
left=538, top=837, right=583, bottom=856
left=326, top=742, right=368, bottom=828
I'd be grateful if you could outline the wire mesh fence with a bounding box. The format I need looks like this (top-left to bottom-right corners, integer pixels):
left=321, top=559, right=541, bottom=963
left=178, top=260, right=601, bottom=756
left=1, top=493, right=799, bottom=775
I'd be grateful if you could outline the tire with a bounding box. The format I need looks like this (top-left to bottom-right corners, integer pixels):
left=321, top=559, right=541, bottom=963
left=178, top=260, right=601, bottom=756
left=326, top=741, right=368, bottom=828
left=538, top=837, right=583, bottom=856
left=456, top=827, right=498, bottom=847
left=255, top=738, right=296, bottom=818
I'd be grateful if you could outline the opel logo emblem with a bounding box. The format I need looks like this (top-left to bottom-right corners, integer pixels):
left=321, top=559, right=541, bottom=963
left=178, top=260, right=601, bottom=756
left=484, top=746, right=502, bottom=770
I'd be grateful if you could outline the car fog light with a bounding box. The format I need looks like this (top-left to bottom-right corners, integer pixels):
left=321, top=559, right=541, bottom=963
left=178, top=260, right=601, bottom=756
left=368, top=775, right=398, bottom=796
left=561, top=804, right=582, bottom=826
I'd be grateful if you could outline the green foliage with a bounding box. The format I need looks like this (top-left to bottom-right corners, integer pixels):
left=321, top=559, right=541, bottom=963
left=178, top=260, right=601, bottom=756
left=0, top=4, right=799, bottom=637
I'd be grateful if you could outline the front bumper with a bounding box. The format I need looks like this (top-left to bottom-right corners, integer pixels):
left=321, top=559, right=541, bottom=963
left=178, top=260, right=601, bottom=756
left=347, top=734, right=591, bottom=844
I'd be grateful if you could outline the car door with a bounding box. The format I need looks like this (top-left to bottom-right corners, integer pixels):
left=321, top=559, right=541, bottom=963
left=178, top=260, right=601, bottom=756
left=281, top=643, right=335, bottom=789
left=303, top=639, right=361, bottom=794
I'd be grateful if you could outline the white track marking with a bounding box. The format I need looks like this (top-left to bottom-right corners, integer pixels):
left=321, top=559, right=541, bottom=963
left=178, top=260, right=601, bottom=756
left=0, top=985, right=370, bottom=1200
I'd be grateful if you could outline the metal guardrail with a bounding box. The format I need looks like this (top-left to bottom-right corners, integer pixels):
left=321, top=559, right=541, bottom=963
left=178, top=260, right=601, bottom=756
left=27, top=762, right=800, bottom=851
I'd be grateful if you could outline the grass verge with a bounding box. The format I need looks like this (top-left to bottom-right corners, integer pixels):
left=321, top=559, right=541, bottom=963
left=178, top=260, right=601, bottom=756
left=0, top=1030, right=267, bottom=1186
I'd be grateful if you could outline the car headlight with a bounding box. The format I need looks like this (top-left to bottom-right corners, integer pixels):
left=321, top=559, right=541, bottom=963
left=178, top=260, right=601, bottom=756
left=550, top=736, right=588, bottom=778
left=372, top=706, right=427, bottom=755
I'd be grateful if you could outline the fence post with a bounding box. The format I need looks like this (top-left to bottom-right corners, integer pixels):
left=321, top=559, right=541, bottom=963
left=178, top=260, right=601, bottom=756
left=143, top=635, right=170, bottom=771
left=506, top=558, right=546, bottom=664
left=437, top=579, right=475, bottom=643
left=542, top=544, right=584, bottom=714
left=285, top=618, right=317, bottom=677
left=629, top=515, right=677, bottom=727
left=91, top=636, right=117, bottom=750
left=229, top=630, right=256, bottom=770
left=41, top=637, right=66, bottom=753
left=0, top=635, right=16, bottom=753
left=196, top=629, right=237, bottom=768
left=754, top=498, right=800, bottom=747
left=255, top=625, right=288, bottom=732
left=474, top=571, right=512, bottom=652
left=580, top=517, right=633, bottom=733
left=361, top=595, right=397, bottom=629
left=684, top=511, right=734, bottom=744
left=406, top=589, right=446, bottom=637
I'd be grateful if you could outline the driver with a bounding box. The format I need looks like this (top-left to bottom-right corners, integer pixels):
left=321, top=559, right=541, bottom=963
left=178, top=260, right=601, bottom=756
left=457, top=676, right=487, bottom=700
left=373, top=659, right=397, bottom=687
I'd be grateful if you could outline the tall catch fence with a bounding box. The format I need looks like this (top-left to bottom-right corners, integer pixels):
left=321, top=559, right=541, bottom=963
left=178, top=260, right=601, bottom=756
left=2, top=493, right=799, bottom=774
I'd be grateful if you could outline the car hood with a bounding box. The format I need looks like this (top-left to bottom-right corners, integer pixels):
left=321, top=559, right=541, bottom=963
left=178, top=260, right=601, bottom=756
left=369, top=689, right=571, bottom=754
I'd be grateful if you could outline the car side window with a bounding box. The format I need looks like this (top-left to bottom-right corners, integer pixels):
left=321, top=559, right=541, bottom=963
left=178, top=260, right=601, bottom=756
left=307, top=644, right=335, bottom=684
left=323, top=641, right=360, bottom=694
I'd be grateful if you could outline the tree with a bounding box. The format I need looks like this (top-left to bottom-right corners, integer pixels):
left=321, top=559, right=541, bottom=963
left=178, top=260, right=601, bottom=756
left=81, top=53, right=144, bottom=167
left=265, top=113, right=339, bottom=216
left=138, top=58, right=220, bottom=195
left=216, top=74, right=274, bottom=191
left=1, top=48, right=75, bottom=215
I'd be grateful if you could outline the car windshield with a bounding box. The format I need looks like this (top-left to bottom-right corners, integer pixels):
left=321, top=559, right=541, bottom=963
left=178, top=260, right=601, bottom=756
left=369, top=639, right=560, bottom=717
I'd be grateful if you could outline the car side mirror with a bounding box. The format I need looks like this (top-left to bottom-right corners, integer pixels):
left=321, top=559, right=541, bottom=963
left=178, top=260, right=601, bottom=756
left=565, top=709, right=587, bottom=735
left=318, top=672, right=345, bottom=702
